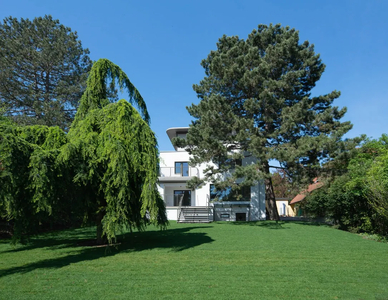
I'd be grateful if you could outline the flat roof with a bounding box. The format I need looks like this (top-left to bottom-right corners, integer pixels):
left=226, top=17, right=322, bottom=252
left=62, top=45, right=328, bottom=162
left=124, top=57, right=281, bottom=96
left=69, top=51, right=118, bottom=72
left=166, top=127, right=189, bottom=150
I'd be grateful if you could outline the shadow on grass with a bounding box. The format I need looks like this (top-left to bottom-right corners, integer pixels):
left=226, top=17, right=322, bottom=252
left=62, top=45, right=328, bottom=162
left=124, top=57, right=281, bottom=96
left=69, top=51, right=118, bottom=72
left=225, top=221, right=290, bottom=229
left=0, top=226, right=214, bottom=278
left=226, top=220, right=331, bottom=229
left=289, top=221, right=331, bottom=227
left=0, top=227, right=96, bottom=254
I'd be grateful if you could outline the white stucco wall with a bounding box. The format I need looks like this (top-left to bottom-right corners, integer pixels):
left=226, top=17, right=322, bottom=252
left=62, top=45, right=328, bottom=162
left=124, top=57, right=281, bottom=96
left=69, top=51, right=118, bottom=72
left=159, top=151, right=213, bottom=208
left=250, top=181, right=266, bottom=220
left=158, top=146, right=266, bottom=221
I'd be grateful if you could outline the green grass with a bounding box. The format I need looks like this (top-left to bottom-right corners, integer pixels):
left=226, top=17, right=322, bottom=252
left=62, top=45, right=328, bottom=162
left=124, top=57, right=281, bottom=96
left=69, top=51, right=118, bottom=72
left=1, top=221, right=387, bottom=300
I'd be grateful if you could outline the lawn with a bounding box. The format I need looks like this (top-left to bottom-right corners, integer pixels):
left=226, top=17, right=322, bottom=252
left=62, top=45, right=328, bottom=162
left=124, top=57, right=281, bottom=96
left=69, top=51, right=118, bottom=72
left=0, top=221, right=387, bottom=300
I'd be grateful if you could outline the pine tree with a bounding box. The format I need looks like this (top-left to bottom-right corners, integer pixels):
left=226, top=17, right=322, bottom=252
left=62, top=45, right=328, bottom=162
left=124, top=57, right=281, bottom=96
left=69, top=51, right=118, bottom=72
left=178, top=24, right=352, bottom=220
left=0, top=15, right=92, bottom=129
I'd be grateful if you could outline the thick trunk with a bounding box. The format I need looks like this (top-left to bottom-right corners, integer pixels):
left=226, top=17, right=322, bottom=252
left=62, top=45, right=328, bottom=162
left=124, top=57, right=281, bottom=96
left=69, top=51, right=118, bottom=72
left=263, top=161, right=280, bottom=221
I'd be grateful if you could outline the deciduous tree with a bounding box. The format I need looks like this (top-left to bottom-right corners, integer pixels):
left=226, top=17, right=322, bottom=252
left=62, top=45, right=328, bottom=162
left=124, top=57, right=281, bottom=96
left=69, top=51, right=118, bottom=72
left=304, top=135, right=388, bottom=235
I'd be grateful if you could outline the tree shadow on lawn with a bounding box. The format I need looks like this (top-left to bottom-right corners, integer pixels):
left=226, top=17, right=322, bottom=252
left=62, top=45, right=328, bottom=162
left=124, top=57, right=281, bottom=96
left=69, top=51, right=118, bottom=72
left=0, top=226, right=214, bottom=278
left=226, top=220, right=331, bottom=229
left=0, top=227, right=97, bottom=254
left=225, top=221, right=290, bottom=229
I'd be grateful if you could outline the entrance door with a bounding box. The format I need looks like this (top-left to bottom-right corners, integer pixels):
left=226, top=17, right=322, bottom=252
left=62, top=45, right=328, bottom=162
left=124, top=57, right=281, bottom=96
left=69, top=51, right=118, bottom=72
left=174, top=190, right=191, bottom=206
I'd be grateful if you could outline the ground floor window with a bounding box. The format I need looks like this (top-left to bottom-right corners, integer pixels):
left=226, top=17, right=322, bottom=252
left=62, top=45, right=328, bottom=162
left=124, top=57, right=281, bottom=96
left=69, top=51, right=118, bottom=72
left=210, top=184, right=250, bottom=201
left=174, top=190, right=191, bottom=206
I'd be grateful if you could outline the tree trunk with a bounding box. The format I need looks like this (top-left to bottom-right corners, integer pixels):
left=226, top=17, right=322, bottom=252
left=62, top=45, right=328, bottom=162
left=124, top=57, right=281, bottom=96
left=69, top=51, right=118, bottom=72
left=263, top=161, right=280, bottom=221
left=96, top=205, right=107, bottom=245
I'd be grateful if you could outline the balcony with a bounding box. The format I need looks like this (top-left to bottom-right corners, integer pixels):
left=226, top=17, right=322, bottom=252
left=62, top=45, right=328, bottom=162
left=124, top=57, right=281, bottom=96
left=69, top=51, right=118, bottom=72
left=158, top=166, right=199, bottom=182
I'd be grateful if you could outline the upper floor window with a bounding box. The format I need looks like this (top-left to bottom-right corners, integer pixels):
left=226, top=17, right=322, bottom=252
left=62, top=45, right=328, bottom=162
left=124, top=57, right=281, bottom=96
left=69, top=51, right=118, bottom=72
left=176, top=131, right=187, bottom=139
left=175, top=162, right=189, bottom=176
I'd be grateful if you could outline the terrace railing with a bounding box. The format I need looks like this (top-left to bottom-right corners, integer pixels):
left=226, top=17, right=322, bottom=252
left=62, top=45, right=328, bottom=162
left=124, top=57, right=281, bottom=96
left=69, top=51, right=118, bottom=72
left=159, top=167, right=199, bottom=178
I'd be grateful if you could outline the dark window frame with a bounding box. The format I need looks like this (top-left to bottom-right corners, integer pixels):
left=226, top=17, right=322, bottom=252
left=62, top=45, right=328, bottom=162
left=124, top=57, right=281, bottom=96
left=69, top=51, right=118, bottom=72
left=175, top=161, right=189, bottom=176
left=209, top=184, right=251, bottom=201
left=173, top=190, right=191, bottom=206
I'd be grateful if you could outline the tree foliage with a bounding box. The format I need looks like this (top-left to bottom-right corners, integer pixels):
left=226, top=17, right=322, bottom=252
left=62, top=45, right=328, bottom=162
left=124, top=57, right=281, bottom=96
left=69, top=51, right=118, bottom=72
left=0, top=122, right=68, bottom=241
left=0, top=15, right=92, bottom=129
left=177, top=24, right=352, bottom=220
left=0, top=59, right=167, bottom=244
left=271, top=169, right=298, bottom=199
left=304, top=135, right=388, bottom=235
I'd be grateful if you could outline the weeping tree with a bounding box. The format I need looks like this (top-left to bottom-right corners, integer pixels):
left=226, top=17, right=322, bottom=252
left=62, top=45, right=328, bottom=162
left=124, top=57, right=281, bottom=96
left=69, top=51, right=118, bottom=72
left=0, top=122, right=68, bottom=241
left=57, top=58, right=167, bottom=244
left=0, top=59, right=167, bottom=244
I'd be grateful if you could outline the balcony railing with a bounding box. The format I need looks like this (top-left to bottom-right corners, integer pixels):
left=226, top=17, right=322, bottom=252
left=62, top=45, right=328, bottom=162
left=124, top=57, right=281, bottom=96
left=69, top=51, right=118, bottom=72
left=159, top=167, right=199, bottom=178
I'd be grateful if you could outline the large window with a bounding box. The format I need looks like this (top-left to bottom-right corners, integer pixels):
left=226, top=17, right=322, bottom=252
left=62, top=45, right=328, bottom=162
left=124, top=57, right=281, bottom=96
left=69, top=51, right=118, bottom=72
left=175, top=162, right=189, bottom=176
left=210, top=184, right=250, bottom=201
left=174, top=190, right=191, bottom=206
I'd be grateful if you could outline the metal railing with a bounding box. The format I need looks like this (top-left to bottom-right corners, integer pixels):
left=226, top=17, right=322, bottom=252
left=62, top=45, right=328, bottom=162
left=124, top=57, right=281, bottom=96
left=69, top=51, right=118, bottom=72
left=159, top=167, right=199, bottom=178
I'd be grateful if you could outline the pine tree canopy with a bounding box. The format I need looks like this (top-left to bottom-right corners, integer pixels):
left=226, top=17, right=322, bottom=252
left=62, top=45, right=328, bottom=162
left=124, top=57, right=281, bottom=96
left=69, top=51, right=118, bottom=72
left=0, top=15, right=92, bottom=130
left=177, top=24, right=353, bottom=220
left=0, top=59, right=167, bottom=244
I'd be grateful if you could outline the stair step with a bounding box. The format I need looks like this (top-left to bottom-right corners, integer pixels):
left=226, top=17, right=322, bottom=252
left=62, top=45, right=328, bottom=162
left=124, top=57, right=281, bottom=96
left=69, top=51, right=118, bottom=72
left=178, top=206, right=212, bottom=223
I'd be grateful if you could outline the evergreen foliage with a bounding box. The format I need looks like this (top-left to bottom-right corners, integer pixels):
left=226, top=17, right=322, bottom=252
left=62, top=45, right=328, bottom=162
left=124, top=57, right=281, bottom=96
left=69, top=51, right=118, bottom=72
left=0, top=15, right=92, bottom=129
left=0, top=122, right=68, bottom=242
left=177, top=24, right=353, bottom=220
left=0, top=59, right=167, bottom=244
left=73, top=58, right=150, bottom=126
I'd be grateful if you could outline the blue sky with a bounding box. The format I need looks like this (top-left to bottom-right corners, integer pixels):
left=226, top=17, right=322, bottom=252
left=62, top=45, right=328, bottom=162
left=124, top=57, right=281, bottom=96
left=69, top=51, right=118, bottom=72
left=2, top=0, right=387, bottom=150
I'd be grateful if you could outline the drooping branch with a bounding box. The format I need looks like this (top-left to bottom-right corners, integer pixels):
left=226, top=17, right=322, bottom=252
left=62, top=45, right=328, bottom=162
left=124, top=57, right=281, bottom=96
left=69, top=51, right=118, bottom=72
left=73, top=59, right=150, bottom=126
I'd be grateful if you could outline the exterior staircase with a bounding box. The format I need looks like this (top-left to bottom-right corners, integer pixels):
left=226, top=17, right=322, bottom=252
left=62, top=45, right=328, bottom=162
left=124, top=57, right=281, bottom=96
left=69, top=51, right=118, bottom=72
left=177, top=206, right=211, bottom=223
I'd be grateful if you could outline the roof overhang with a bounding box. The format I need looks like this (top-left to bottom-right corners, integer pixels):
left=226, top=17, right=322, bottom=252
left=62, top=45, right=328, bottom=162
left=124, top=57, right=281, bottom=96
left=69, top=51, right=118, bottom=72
left=166, top=127, right=189, bottom=150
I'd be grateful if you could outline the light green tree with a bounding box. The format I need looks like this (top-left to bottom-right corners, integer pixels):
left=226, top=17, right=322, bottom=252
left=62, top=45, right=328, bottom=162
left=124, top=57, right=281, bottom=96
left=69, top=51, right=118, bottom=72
left=0, top=59, right=167, bottom=244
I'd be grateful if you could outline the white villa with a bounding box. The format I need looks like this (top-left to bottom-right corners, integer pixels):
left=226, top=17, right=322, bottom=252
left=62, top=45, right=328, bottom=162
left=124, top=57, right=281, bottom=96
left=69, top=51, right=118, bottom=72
left=157, top=127, right=266, bottom=222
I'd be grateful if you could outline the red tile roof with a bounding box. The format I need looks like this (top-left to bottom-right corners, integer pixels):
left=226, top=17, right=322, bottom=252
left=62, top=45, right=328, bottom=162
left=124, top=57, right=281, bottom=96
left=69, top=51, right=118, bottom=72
left=289, top=178, right=324, bottom=205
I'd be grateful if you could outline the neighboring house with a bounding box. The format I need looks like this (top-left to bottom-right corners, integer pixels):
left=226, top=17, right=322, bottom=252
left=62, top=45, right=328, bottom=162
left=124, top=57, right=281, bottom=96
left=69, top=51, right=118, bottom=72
left=275, top=198, right=295, bottom=217
left=158, top=127, right=266, bottom=222
left=289, top=178, right=323, bottom=216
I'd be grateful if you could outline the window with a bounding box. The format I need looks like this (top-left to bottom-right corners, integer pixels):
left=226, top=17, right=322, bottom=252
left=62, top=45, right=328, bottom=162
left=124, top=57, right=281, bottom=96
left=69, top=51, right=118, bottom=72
left=209, top=184, right=250, bottom=201
left=174, top=190, right=191, bottom=206
left=176, top=131, right=187, bottom=139
left=175, top=162, right=189, bottom=176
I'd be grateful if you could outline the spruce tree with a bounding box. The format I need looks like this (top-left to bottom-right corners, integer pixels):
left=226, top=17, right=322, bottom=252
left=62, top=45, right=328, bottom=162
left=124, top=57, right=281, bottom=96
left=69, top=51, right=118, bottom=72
left=0, top=15, right=92, bottom=129
left=178, top=24, right=352, bottom=220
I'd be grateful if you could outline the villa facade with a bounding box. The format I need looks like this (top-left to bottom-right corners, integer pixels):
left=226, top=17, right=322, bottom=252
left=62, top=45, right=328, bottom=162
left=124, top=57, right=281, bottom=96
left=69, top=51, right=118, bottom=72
left=157, top=127, right=266, bottom=222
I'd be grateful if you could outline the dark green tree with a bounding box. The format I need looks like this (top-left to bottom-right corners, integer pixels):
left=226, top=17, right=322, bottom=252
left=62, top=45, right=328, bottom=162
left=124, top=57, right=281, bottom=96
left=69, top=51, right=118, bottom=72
left=178, top=24, right=352, bottom=220
left=0, top=15, right=92, bottom=129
